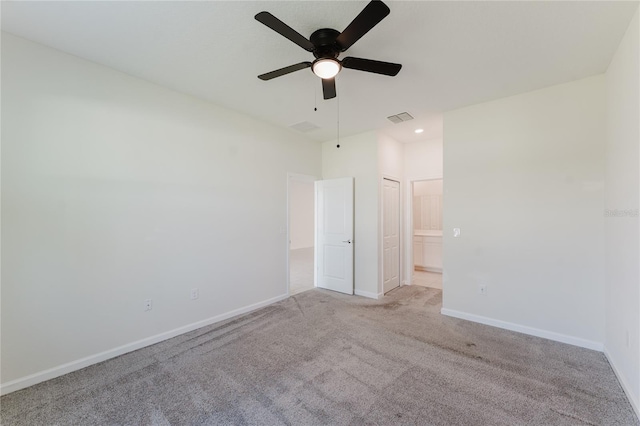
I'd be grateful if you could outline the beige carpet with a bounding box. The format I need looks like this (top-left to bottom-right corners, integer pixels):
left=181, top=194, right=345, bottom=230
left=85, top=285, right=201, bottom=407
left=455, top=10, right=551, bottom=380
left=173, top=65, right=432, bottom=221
left=1, top=286, right=637, bottom=425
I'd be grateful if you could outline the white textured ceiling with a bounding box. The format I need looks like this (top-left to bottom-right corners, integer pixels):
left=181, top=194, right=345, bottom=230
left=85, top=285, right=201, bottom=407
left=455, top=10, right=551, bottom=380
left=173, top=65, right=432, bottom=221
left=2, top=1, right=638, bottom=143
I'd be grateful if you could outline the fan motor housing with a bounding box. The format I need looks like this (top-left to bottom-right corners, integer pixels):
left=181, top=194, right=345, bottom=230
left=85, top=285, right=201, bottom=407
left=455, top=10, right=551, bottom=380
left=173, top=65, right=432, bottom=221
left=310, top=28, right=341, bottom=59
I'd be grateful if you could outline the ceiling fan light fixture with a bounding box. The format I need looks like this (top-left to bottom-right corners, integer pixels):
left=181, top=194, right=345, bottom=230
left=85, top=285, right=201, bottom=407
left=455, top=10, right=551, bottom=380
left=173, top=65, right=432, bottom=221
left=312, top=58, right=341, bottom=79
left=255, top=0, right=401, bottom=100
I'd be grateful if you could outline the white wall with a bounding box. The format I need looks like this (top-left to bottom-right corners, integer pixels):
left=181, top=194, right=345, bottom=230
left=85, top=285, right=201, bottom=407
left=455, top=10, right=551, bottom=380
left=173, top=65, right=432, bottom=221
left=404, top=138, right=443, bottom=182
left=288, top=177, right=315, bottom=250
left=414, top=180, right=443, bottom=197
left=322, top=132, right=379, bottom=298
left=604, top=8, right=640, bottom=415
left=1, top=34, right=322, bottom=390
left=378, top=133, right=404, bottom=180
left=442, top=75, right=606, bottom=349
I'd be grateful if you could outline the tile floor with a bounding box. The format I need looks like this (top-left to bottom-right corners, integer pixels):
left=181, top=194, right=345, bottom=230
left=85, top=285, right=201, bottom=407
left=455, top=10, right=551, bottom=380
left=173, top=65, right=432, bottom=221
left=412, top=269, right=443, bottom=289
left=289, top=247, right=314, bottom=295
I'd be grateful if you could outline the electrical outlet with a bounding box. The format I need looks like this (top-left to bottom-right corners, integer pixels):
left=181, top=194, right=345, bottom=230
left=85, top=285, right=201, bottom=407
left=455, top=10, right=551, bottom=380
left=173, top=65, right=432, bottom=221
left=478, top=284, right=487, bottom=296
left=144, top=299, right=153, bottom=311
left=190, top=288, right=199, bottom=300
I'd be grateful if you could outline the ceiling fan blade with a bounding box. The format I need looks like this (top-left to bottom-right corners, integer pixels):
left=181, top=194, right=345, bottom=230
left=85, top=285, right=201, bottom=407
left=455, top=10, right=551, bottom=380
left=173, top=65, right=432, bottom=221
left=336, top=0, right=390, bottom=52
left=322, top=78, right=336, bottom=100
left=342, top=57, right=402, bottom=76
left=258, top=62, right=312, bottom=81
left=255, top=12, right=315, bottom=52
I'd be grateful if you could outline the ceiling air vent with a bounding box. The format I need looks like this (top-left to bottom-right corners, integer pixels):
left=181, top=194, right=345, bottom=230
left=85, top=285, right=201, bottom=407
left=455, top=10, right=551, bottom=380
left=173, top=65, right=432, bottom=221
left=387, top=112, right=414, bottom=124
left=290, top=121, right=320, bottom=133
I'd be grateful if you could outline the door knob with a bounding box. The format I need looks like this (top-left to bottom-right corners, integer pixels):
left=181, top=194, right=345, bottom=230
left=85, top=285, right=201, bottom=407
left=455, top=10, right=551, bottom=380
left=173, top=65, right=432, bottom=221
left=342, top=239, right=352, bottom=244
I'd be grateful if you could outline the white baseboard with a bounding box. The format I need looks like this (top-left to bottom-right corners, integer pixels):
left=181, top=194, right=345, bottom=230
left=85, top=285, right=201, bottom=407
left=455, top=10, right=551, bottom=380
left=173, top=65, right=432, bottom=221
left=604, top=347, right=640, bottom=421
left=355, top=289, right=382, bottom=299
left=0, top=293, right=289, bottom=396
left=440, top=308, right=603, bottom=351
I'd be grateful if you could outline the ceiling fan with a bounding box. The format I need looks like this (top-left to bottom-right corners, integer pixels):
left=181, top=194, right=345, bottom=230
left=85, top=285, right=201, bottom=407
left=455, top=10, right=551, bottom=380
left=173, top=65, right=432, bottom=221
left=255, top=0, right=402, bottom=100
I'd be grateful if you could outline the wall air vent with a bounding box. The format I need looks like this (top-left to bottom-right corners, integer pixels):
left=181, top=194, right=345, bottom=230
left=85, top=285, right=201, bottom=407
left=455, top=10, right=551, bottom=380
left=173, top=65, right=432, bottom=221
left=290, top=121, right=320, bottom=133
left=387, top=112, right=414, bottom=124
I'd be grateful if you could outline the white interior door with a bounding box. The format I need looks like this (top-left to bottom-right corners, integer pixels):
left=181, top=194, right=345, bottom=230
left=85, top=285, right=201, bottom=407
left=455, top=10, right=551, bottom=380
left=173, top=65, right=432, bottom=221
left=315, top=177, right=354, bottom=295
left=383, top=179, right=400, bottom=293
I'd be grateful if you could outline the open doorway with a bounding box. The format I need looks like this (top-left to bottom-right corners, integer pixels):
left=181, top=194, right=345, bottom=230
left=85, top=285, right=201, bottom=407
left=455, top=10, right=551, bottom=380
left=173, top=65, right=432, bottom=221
left=411, top=179, right=443, bottom=289
left=287, top=174, right=316, bottom=295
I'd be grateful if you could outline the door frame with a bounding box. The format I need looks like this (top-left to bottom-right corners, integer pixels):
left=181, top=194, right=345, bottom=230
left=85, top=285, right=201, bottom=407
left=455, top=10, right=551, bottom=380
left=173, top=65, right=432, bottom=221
left=378, top=174, right=402, bottom=296
left=286, top=172, right=319, bottom=297
left=405, top=175, right=443, bottom=288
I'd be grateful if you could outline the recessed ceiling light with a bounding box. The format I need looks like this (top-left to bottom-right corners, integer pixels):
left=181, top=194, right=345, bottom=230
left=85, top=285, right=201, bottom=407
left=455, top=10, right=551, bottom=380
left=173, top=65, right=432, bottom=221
left=415, top=128, right=424, bottom=134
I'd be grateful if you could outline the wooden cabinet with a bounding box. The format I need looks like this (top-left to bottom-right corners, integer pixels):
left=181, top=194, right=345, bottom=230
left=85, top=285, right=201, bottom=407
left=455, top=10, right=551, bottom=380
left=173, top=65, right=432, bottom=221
left=413, top=236, right=423, bottom=267
left=414, top=233, right=442, bottom=272
left=413, top=181, right=443, bottom=272
left=413, top=195, right=442, bottom=231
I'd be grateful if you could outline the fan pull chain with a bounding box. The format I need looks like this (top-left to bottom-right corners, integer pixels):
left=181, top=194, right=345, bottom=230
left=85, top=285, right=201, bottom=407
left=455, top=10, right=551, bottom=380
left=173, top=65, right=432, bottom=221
left=336, top=90, right=340, bottom=149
